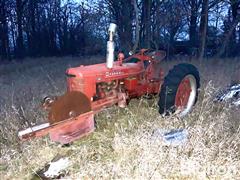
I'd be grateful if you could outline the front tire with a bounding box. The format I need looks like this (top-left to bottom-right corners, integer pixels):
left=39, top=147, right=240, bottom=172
left=158, top=63, right=200, bottom=117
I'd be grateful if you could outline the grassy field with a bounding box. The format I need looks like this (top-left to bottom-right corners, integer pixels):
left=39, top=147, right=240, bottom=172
left=0, top=56, right=239, bottom=179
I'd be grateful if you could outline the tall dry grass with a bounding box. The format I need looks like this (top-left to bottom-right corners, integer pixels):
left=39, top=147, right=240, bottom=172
left=0, top=56, right=239, bottom=179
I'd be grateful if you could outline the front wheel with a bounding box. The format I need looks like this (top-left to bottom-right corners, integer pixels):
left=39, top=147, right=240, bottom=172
left=158, top=63, right=200, bottom=117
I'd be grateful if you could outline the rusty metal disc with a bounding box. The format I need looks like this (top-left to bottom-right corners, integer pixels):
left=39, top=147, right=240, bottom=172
left=48, top=91, right=91, bottom=124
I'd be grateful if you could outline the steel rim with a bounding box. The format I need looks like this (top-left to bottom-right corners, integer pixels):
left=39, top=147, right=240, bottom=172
left=175, top=75, right=197, bottom=117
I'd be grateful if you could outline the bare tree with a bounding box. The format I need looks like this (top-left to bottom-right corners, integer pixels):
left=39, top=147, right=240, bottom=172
left=217, top=0, right=240, bottom=57
left=16, top=0, right=26, bottom=59
left=0, top=0, right=11, bottom=60
left=198, top=0, right=209, bottom=59
left=188, top=0, right=202, bottom=47
left=141, top=0, right=152, bottom=48
left=0, top=0, right=239, bottom=60
left=132, top=0, right=140, bottom=52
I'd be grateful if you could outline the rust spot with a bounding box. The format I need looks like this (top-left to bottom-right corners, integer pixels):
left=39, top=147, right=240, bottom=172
left=48, top=91, right=91, bottom=124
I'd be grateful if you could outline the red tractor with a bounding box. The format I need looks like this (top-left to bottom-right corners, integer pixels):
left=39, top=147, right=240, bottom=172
left=18, top=23, right=200, bottom=144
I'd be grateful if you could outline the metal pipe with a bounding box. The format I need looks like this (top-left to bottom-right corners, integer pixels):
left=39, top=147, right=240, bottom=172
left=106, top=23, right=117, bottom=69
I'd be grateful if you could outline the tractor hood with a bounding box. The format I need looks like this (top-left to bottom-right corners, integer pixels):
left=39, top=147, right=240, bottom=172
left=66, top=61, right=144, bottom=81
left=66, top=63, right=111, bottom=78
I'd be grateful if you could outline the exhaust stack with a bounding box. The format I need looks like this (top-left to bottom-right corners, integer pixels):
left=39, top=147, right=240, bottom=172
left=106, top=23, right=117, bottom=69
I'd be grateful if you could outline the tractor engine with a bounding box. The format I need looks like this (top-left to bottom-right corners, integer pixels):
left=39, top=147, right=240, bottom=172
left=96, top=81, right=119, bottom=99
left=66, top=69, right=121, bottom=101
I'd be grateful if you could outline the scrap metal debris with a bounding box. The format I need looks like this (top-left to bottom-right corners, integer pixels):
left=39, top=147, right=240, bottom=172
left=216, top=84, right=240, bottom=106
left=152, top=128, right=188, bottom=146
left=163, top=129, right=188, bottom=146
left=43, top=158, right=71, bottom=178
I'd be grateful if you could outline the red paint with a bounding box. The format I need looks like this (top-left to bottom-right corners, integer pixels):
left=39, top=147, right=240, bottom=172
left=18, top=49, right=166, bottom=143
left=50, top=113, right=94, bottom=144
left=66, top=49, right=164, bottom=101
left=175, top=78, right=192, bottom=108
left=19, top=111, right=94, bottom=144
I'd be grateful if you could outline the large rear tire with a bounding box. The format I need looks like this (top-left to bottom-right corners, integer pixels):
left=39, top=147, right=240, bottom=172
left=158, top=63, right=200, bottom=117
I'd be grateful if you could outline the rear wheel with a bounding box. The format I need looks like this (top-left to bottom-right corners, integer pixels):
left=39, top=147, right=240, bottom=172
left=158, top=63, right=200, bottom=117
